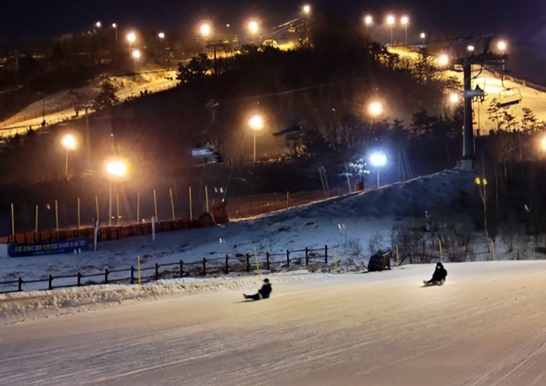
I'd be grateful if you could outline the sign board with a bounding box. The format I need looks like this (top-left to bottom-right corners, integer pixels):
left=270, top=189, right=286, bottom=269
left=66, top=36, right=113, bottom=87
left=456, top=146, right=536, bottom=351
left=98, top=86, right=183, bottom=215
left=8, top=238, right=89, bottom=257
left=192, top=148, right=215, bottom=158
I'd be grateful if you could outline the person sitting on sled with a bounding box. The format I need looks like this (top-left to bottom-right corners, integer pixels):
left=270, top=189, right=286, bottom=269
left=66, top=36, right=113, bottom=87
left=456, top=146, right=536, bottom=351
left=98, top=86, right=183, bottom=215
left=244, top=278, right=272, bottom=300
left=424, top=262, right=447, bottom=285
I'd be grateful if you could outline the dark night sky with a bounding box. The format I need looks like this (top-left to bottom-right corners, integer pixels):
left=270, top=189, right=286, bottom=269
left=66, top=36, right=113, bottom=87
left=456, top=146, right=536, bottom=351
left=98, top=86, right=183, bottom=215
left=2, top=0, right=546, bottom=84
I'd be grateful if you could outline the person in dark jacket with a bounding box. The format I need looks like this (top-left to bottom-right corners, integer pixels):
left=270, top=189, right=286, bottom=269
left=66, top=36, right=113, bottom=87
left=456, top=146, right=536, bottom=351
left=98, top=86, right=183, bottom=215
left=244, top=278, right=272, bottom=300
left=424, top=262, right=448, bottom=285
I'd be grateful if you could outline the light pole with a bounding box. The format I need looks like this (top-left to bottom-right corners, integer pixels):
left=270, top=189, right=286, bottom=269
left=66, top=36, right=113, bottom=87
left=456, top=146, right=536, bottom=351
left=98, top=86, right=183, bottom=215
left=248, top=114, right=264, bottom=163
left=132, top=49, right=141, bottom=79
left=420, top=32, right=426, bottom=47
left=364, top=15, right=373, bottom=31
left=386, top=15, right=395, bottom=46
left=112, top=23, right=118, bottom=59
left=199, top=23, right=212, bottom=53
left=126, top=31, right=136, bottom=51
left=369, top=152, right=387, bottom=187
left=61, top=134, right=77, bottom=179
left=367, top=101, right=383, bottom=144
left=400, top=16, right=409, bottom=45
left=106, top=160, right=128, bottom=226
left=247, top=20, right=260, bottom=45
left=302, top=4, right=311, bottom=48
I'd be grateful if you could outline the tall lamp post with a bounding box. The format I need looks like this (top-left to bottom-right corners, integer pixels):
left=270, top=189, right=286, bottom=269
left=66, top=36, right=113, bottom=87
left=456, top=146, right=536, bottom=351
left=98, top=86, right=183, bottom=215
left=248, top=114, right=264, bottom=163
left=112, top=23, right=118, bottom=59
left=386, top=15, right=395, bottom=46
left=247, top=20, right=260, bottom=45
left=302, top=4, right=311, bottom=48
left=369, top=151, right=387, bottom=187
left=106, top=160, right=128, bottom=226
left=126, top=31, right=136, bottom=51
left=400, top=16, right=409, bottom=45
left=420, top=32, right=426, bottom=47
left=131, top=49, right=141, bottom=79
left=367, top=101, right=383, bottom=145
left=364, top=15, right=373, bottom=31
left=61, top=134, right=77, bottom=179
left=199, top=23, right=212, bottom=53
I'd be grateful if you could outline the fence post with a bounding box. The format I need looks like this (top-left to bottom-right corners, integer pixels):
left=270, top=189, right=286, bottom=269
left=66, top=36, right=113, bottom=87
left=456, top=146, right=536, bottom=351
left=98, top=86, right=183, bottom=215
left=18, top=277, right=23, bottom=291
left=77, top=272, right=82, bottom=287
left=202, top=258, right=207, bottom=276
left=179, top=260, right=184, bottom=277
left=155, top=263, right=160, bottom=280
left=131, top=266, right=135, bottom=284
left=49, top=274, right=53, bottom=290
left=246, top=254, right=250, bottom=272
left=305, top=247, right=309, bottom=265
left=225, top=255, right=229, bottom=274
left=286, top=250, right=290, bottom=267
left=266, top=252, right=270, bottom=270
left=105, top=269, right=109, bottom=284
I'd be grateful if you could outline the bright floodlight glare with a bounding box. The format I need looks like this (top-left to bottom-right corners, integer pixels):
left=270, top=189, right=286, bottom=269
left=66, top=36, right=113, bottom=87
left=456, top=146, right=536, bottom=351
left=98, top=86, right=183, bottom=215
left=127, top=32, right=136, bottom=43
left=158, top=32, right=165, bottom=39
left=368, top=101, right=383, bottom=116
left=364, top=15, right=373, bottom=25
left=112, top=23, right=117, bottom=28
left=248, top=20, right=259, bottom=35
left=248, top=114, right=264, bottom=130
left=386, top=15, right=395, bottom=25
left=438, top=53, right=449, bottom=66
left=369, top=152, right=387, bottom=167
left=96, top=21, right=102, bottom=28
left=497, top=41, right=507, bottom=51
left=132, top=49, right=141, bottom=59
left=61, top=134, right=77, bottom=150
left=540, top=136, right=546, bottom=152
left=303, top=4, right=311, bottom=14
left=420, top=32, right=425, bottom=39
left=199, top=23, right=211, bottom=37
left=449, top=93, right=459, bottom=104
left=467, top=45, right=475, bottom=52
left=400, top=16, right=409, bottom=25
left=106, top=161, right=128, bottom=177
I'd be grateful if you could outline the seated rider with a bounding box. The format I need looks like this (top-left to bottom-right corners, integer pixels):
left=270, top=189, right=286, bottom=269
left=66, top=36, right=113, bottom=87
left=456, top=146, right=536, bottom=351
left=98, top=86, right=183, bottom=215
left=244, top=278, right=272, bottom=301
left=425, top=262, right=447, bottom=285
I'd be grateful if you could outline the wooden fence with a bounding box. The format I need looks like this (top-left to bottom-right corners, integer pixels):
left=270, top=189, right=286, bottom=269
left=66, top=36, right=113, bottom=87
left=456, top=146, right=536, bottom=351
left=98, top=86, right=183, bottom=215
left=0, top=245, right=330, bottom=294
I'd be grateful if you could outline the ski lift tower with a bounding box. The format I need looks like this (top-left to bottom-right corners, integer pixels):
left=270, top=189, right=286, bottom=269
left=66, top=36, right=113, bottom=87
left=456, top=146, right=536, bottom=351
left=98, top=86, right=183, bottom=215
left=450, top=35, right=507, bottom=169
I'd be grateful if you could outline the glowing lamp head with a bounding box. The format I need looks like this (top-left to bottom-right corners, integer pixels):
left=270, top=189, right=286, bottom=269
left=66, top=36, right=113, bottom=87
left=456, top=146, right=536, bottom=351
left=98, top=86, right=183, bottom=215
left=400, top=16, right=409, bottom=25
left=132, top=49, right=141, bottom=59
left=438, top=54, right=449, bottom=66
left=386, top=15, right=395, bottom=26
left=497, top=41, right=507, bottom=51
left=200, top=23, right=211, bottom=38
left=368, top=102, right=383, bottom=117
left=420, top=32, right=425, bottom=39
left=158, top=32, right=165, bottom=39
left=449, top=93, right=459, bottom=104
left=369, top=152, right=387, bottom=167
left=303, top=4, right=311, bottom=14
left=127, top=32, right=136, bottom=43
left=364, top=15, right=373, bottom=25
left=61, top=134, right=77, bottom=150
left=248, top=20, right=259, bottom=35
left=106, top=160, right=128, bottom=177
left=248, top=114, right=264, bottom=131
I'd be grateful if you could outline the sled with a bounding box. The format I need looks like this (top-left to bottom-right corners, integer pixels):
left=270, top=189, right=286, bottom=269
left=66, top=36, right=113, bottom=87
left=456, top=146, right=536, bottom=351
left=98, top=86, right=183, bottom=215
left=422, top=279, right=445, bottom=287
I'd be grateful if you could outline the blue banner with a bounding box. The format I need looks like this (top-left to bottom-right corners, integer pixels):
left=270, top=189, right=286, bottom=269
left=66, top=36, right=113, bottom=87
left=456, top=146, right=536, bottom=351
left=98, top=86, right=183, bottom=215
left=8, top=238, right=89, bottom=257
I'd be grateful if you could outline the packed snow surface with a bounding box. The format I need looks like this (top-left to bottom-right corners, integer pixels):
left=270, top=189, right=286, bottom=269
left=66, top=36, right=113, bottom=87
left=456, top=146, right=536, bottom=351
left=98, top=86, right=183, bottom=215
left=2, top=261, right=546, bottom=385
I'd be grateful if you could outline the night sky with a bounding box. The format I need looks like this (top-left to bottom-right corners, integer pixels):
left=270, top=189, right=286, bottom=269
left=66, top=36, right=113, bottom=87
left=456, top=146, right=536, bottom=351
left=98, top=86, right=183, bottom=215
left=2, top=0, right=546, bottom=83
